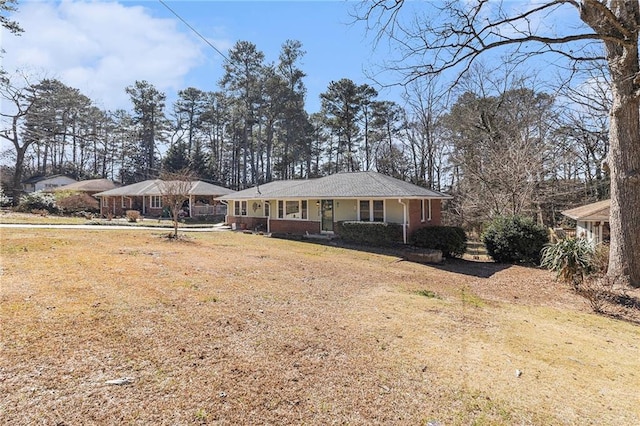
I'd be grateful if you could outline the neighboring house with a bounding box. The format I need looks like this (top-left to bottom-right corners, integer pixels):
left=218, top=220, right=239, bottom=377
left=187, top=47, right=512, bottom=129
left=217, top=171, right=451, bottom=243
left=22, top=175, right=77, bottom=193
left=94, top=179, right=234, bottom=218
left=53, top=179, right=119, bottom=212
left=562, top=199, right=610, bottom=245
left=53, top=178, right=118, bottom=195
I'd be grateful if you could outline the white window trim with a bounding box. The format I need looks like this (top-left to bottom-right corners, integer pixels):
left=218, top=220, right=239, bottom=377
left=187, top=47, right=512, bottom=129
left=358, top=199, right=385, bottom=222
left=276, top=200, right=308, bottom=220
left=421, top=199, right=432, bottom=222
left=150, top=195, right=162, bottom=209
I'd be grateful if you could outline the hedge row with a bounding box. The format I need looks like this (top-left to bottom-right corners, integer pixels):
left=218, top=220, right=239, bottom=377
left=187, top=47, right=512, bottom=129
left=336, top=221, right=403, bottom=246
left=410, top=226, right=467, bottom=258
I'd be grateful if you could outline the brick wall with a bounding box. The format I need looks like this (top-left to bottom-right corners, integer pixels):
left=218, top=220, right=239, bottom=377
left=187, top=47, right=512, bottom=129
left=269, top=219, right=321, bottom=235
left=227, top=216, right=268, bottom=231
left=407, top=199, right=443, bottom=239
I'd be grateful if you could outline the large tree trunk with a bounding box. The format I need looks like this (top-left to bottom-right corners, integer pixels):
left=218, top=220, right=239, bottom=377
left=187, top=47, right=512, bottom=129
left=607, top=80, right=640, bottom=287
left=599, top=8, right=640, bottom=287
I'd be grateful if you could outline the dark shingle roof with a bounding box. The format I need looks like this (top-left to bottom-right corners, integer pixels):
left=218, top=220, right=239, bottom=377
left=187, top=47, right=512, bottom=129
left=94, top=180, right=234, bottom=197
left=218, top=171, right=450, bottom=200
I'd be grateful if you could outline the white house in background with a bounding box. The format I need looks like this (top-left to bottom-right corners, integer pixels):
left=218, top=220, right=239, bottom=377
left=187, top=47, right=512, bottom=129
left=22, top=175, right=77, bottom=193
left=562, top=199, right=610, bottom=245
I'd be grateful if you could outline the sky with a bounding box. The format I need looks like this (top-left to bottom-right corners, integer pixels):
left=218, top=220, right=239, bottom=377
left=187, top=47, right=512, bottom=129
left=1, top=0, right=401, bottom=114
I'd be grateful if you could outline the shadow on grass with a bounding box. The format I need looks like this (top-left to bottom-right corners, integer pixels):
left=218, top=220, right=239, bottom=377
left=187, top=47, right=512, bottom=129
left=429, top=258, right=513, bottom=279
left=270, top=233, right=513, bottom=279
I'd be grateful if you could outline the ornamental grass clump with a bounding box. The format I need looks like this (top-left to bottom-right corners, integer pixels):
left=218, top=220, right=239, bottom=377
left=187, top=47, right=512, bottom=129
left=540, top=237, right=594, bottom=289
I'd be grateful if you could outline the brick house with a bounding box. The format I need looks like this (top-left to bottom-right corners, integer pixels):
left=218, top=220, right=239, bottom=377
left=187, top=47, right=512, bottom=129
left=217, top=171, right=451, bottom=243
left=94, top=179, right=234, bottom=218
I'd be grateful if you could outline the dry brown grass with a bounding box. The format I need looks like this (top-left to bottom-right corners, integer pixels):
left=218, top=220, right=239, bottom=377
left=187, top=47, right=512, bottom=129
left=1, top=228, right=639, bottom=425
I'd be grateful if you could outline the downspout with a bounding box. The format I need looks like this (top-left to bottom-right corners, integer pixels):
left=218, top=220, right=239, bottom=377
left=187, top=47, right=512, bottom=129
left=220, top=200, right=228, bottom=223
left=398, top=199, right=408, bottom=244
left=264, top=201, right=271, bottom=234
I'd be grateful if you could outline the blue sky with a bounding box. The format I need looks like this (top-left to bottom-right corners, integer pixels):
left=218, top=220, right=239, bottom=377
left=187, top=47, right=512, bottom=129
left=2, top=0, right=402, bottom=113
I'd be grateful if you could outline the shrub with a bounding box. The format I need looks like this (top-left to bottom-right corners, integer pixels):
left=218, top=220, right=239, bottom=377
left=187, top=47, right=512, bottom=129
left=336, top=221, right=403, bottom=246
left=0, top=187, right=11, bottom=207
left=540, top=237, right=595, bottom=288
left=411, top=226, right=467, bottom=258
left=126, top=210, right=141, bottom=222
left=482, top=215, right=548, bottom=264
left=18, top=191, right=59, bottom=214
left=55, top=191, right=99, bottom=214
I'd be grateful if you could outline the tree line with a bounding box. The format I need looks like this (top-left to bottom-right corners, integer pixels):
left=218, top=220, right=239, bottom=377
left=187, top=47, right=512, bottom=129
left=1, top=39, right=609, bottom=229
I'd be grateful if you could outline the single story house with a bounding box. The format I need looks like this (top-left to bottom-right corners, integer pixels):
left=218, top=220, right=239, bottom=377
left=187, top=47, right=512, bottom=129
left=562, top=199, right=610, bottom=245
left=52, top=179, right=119, bottom=212
left=217, top=171, right=451, bottom=243
left=94, top=179, right=234, bottom=218
left=53, top=178, right=118, bottom=194
left=22, top=175, right=77, bottom=193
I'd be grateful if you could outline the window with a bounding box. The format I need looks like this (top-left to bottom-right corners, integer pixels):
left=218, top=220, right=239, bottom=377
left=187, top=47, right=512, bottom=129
left=359, top=200, right=370, bottom=221
left=264, top=202, right=270, bottom=217
left=373, top=200, right=384, bottom=222
left=150, top=196, right=162, bottom=209
left=121, top=196, right=129, bottom=209
left=277, top=200, right=308, bottom=219
left=286, top=201, right=300, bottom=218
left=421, top=199, right=432, bottom=222
left=233, top=200, right=247, bottom=216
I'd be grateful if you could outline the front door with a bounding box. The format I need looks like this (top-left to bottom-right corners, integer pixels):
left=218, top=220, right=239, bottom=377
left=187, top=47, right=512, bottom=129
left=321, top=199, right=334, bottom=232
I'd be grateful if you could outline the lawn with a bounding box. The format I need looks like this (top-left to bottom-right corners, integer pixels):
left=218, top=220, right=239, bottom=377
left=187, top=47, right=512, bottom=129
left=1, top=228, right=638, bottom=425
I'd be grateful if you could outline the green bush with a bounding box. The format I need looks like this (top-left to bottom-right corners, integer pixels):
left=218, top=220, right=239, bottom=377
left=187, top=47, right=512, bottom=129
left=411, top=226, right=467, bottom=258
left=336, top=221, right=403, bottom=246
left=540, top=237, right=594, bottom=287
left=18, top=191, right=59, bottom=214
left=482, top=215, right=548, bottom=264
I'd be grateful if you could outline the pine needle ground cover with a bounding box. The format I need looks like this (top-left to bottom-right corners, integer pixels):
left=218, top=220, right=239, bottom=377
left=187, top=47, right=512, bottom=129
left=1, top=228, right=638, bottom=425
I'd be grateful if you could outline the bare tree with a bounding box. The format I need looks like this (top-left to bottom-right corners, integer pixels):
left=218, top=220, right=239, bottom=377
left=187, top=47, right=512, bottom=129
left=159, top=170, right=194, bottom=239
left=0, top=72, right=37, bottom=202
left=358, top=1, right=640, bottom=286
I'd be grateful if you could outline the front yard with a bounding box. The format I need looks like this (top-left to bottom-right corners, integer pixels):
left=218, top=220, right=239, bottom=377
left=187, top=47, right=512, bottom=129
left=1, top=228, right=638, bottom=424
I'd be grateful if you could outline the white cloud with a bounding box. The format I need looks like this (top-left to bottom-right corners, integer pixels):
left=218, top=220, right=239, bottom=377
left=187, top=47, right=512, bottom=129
left=2, top=0, right=205, bottom=110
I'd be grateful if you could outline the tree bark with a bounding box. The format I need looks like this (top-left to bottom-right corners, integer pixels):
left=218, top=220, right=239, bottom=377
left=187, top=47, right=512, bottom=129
left=581, top=1, right=640, bottom=286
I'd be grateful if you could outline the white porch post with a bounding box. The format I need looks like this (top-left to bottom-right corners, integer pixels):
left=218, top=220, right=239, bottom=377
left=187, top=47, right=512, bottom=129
left=399, top=199, right=408, bottom=244
left=189, top=195, right=193, bottom=217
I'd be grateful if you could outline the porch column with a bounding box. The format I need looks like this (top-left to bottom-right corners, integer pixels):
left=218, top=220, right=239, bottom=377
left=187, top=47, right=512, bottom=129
left=398, top=199, right=408, bottom=244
